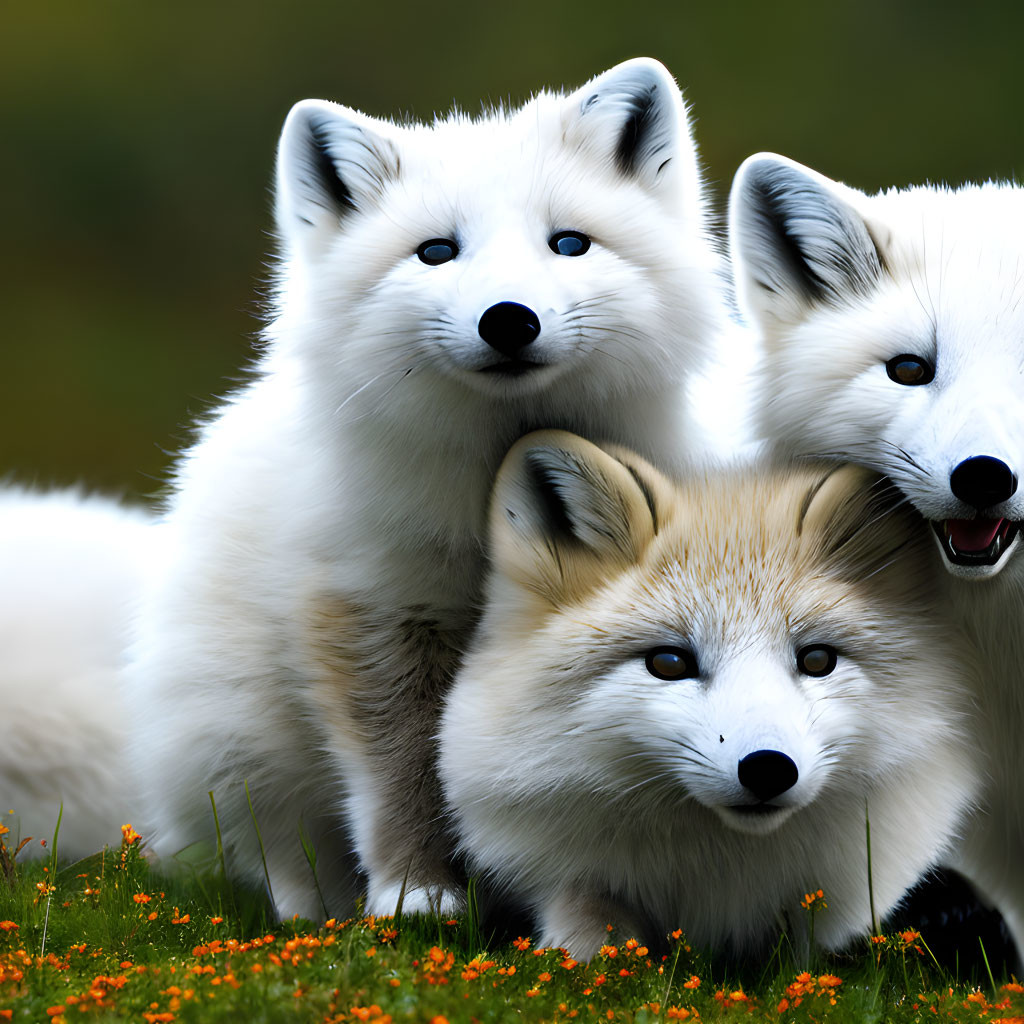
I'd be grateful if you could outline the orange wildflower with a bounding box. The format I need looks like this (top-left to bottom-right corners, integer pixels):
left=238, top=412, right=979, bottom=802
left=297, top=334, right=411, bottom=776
left=120, top=824, right=141, bottom=845
left=512, top=936, right=531, bottom=951
left=0, top=922, right=18, bottom=932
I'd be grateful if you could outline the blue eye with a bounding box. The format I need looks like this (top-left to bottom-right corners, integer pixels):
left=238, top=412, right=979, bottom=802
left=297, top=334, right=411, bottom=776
left=645, top=646, right=699, bottom=681
left=548, top=230, right=591, bottom=257
left=796, top=644, right=838, bottom=677
left=417, top=238, right=459, bottom=265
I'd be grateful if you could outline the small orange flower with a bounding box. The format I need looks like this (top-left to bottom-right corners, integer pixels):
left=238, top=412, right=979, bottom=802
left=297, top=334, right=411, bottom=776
left=133, top=893, right=151, bottom=904
left=121, top=824, right=141, bottom=845
left=683, top=975, right=701, bottom=989
left=0, top=921, right=18, bottom=932
left=210, top=917, right=223, bottom=925
left=512, top=936, right=531, bottom=951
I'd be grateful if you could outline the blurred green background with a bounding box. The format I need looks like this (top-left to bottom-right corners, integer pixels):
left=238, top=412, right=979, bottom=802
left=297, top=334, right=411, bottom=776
left=5, top=1, right=1023, bottom=500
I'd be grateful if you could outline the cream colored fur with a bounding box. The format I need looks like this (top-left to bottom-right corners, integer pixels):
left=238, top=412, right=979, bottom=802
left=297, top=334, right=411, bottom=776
left=439, top=431, right=979, bottom=959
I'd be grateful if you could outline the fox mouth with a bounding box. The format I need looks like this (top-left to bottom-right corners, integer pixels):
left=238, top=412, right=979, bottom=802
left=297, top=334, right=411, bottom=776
left=728, top=803, right=785, bottom=818
left=478, top=359, right=546, bottom=377
left=715, top=802, right=793, bottom=835
left=932, top=518, right=1020, bottom=567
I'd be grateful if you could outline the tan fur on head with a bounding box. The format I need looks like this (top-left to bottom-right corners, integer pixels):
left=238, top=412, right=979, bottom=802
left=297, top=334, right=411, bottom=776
left=442, top=434, right=978, bottom=959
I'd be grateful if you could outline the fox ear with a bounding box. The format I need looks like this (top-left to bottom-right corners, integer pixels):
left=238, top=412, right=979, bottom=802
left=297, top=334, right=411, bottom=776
left=798, top=463, right=922, bottom=579
left=730, top=154, right=885, bottom=333
left=563, top=58, right=699, bottom=206
left=489, top=430, right=662, bottom=604
left=275, top=99, right=401, bottom=249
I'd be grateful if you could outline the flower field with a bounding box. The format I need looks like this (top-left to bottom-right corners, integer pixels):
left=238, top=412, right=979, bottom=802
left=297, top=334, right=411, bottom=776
left=1, top=822, right=1021, bottom=1022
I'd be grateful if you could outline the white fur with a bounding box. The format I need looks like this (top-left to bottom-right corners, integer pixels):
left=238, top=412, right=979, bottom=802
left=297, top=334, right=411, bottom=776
left=128, top=59, right=729, bottom=920
left=731, top=153, right=1024, bottom=958
left=0, top=489, right=157, bottom=860
left=439, top=434, right=980, bottom=959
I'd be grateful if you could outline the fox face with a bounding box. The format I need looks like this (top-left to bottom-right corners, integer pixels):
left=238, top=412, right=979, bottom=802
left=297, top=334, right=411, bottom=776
left=440, top=432, right=974, bottom=952
left=731, top=155, right=1024, bottom=579
left=270, top=59, right=722, bottom=410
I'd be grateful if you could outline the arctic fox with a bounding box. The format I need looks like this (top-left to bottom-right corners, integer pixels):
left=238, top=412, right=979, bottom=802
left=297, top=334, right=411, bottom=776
left=729, top=155, right=1024, bottom=958
left=438, top=431, right=979, bottom=959
left=1, top=489, right=156, bottom=860
left=128, top=59, right=728, bottom=920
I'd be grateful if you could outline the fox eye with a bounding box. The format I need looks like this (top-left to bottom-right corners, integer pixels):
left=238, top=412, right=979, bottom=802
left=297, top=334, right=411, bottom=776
left=645, top=646, right=699, bottom=681
left=885, top=354, right=934, bottom=386
left=548, top=230, right=591, bottom=257
left=796, top=644, right=838, bottom=677
left=416, top=238, right=459, bottom=265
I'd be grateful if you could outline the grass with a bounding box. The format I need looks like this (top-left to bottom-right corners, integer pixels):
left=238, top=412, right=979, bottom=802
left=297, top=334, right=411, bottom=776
left=0, top=818, right=1021, bottom=1023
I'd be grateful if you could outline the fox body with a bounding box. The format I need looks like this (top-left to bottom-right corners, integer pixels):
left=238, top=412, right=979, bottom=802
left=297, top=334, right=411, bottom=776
left=730, top=155, right=1024, bottom=957
left=1, top=489, right=157, bottom=860
left=128, top=59, right=727, bottom=920
left=438, top=431, right=979, bottom=959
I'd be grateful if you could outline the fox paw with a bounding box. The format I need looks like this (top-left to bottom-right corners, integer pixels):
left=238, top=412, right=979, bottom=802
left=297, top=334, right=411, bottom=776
left=366, top=879, right=465, bottom=918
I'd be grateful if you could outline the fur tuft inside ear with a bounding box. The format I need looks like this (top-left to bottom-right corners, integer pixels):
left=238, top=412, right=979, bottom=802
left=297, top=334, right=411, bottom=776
left=797, top=464, right=923, bottom=580
left=275, top=99, right=400, bottom=244
left=730, top=154, right=883, bottom=331
left=563, top=58, right=698, bottom=204
left=489, top=430, right=661, bottom=604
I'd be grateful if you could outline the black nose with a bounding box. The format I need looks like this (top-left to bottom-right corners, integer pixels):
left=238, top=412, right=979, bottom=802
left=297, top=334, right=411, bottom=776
left=949, top=456, right=1018, bottom=510
left=478, top=302, right=541, bottom=357
left=737, top=749, right=799, bottom=802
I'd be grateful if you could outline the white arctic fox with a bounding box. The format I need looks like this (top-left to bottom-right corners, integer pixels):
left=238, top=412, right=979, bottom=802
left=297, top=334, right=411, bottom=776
left=438, top=431, right=979, bottom=959
left=1, top=489, right=156, bottom=860
left=128, top=59, right=728, bottom=920
left=729, top=155, right=1024, bottom=958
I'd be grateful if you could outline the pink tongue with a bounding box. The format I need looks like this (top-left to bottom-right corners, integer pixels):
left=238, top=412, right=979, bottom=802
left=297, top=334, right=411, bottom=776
left=946, top=518, right=1004, bottom=552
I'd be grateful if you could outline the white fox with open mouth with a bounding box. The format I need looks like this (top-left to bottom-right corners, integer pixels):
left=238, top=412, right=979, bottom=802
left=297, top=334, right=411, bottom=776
left=731, top=153, right=1024, bottom=961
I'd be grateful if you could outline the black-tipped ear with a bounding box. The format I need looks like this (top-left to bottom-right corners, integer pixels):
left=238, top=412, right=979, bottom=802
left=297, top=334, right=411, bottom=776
left=730, top=154, right=884, bottom=330
left=563, top=58, right=698, bottom=203
left=489, top=430, right=660, bottom=602
left=275, top=99, right=400, bottom=242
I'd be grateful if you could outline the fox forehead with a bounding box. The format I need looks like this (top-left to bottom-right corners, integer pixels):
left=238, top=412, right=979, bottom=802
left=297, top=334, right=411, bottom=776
left=542, top=471, right=888, bottom=655
left=356, top=108, right=665, bottom=231
left=868, top=185, right=1024, bottom=302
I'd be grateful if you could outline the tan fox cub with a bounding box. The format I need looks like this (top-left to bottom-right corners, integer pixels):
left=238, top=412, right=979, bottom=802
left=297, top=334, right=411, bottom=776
left=439, top=431, right=980, bottom=959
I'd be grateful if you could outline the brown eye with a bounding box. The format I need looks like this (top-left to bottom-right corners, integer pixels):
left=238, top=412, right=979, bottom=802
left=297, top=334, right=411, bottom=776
left=645, top=647, right=699, bottom=681
left=885, top=354, right=934, bottom=386
left=796, top=644, right=838, bottom=677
